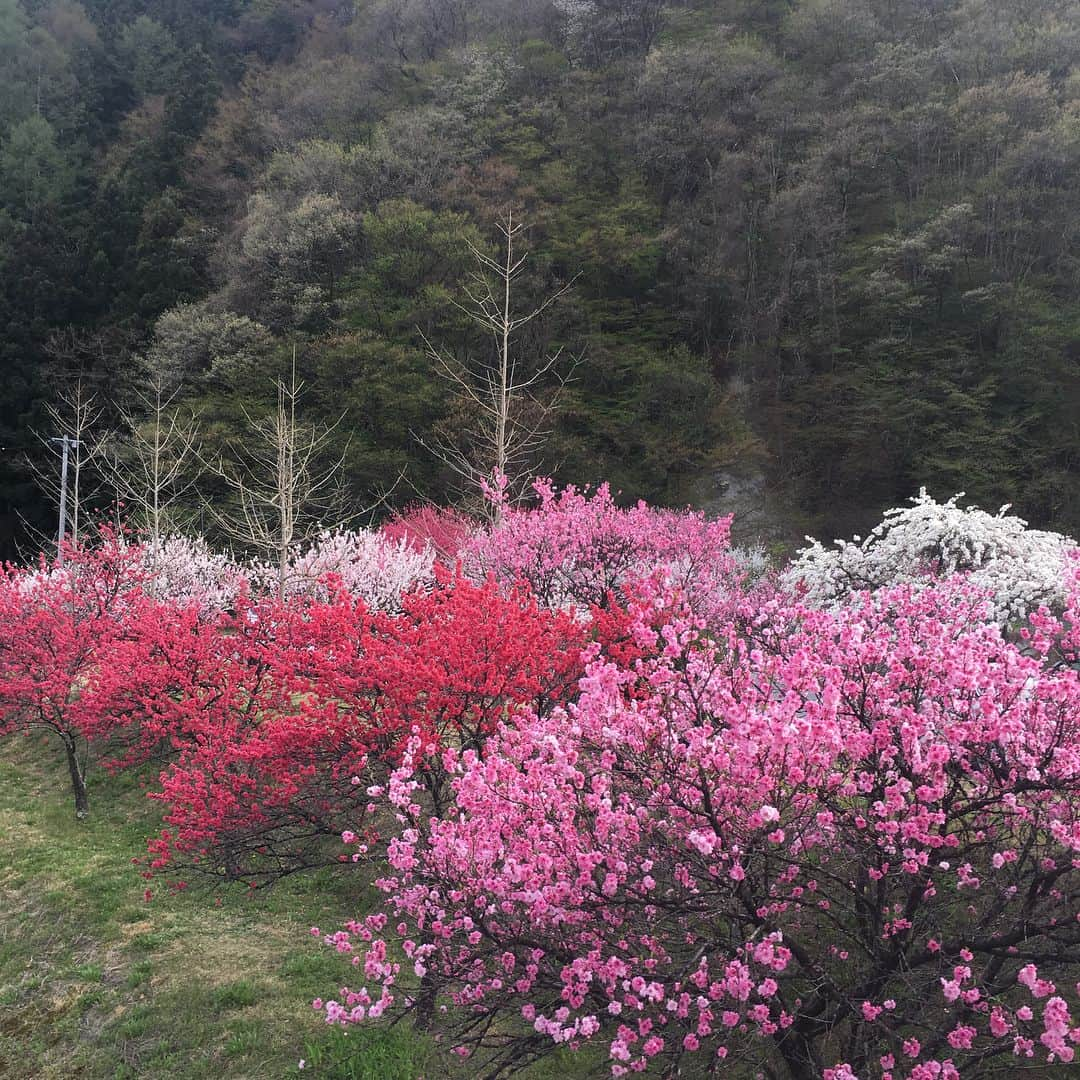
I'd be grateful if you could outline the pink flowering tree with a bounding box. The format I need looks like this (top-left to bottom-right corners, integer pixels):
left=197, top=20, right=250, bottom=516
left=461, top=478, right=738, bottom=614
left=317, top=579, right=1080, bottom=1078
left=380, top=504, right=476, bottom=566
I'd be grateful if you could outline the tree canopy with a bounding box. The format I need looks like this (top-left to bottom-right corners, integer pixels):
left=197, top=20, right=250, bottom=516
left=3, top=0, right=1080, bottom=556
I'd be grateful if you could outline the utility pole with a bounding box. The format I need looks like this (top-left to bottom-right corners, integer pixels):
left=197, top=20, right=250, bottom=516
left=52, top=435, right=79, bottom=565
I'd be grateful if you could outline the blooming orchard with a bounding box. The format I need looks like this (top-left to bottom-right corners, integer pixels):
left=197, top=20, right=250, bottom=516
left=315, top=578, right=1080, bottom=1077
left=1, top=488, right=1079, bottom=1079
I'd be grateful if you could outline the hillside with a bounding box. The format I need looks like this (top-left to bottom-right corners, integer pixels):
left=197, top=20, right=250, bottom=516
left=2, top=0, right=1079, bottom=552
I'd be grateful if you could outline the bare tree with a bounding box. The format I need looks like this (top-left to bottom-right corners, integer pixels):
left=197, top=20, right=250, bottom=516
left=558, top=0, right=665, bottom=65
left=104, top=377, right=201, bottom=546
left=421, top=210, right=577, bottom=512
left=204, top=349, right=349, bottom=595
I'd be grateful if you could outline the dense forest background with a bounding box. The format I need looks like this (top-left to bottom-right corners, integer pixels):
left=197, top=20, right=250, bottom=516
left=2, top=0, right=1079, bottom=559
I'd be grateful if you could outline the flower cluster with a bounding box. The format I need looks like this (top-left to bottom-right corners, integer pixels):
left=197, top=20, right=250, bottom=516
left=138, top=534, right=247, bottom=612
left=144, top=575, right=585, bottom=884
left=785, top=489, right=1076, bottom=621
left=379, top=504, right=474, bottom=565
left=253, top=528, right=436, bottom=609
left=320, top=575, right=1080, bottom=1076
left=462, top=478, right=738, bottom=614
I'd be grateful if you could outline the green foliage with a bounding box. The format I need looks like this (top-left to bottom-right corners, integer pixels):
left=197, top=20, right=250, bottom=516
left=117, top=16, right=182, bottom=98
left=556, top=343, right=758, bottom=500
left=310, top=331, right=450, bottom=504
left=0, top=115, right=74, bottom=218
left=3, top=0, right=1080, bottom=554
left=346, top=199, right=481, bottom=338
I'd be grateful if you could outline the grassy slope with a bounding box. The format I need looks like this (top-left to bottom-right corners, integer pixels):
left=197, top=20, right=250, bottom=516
left=0, top=738, right=436, bottom=1079
left=0, top=740, right=603, bottom=1080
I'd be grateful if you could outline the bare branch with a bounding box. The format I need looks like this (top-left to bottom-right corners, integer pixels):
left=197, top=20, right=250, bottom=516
left=101, top=376, right=202, bottom=545
left=199, top=347, right=352, bottom=594
left=28, top=379, right=111, bottom=551
left=418, top=210, right=579, bottom=513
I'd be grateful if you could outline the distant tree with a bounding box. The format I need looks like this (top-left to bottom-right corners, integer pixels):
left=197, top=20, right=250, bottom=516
left=366, top=0, right=471, bottom=63
left=421, top=211, right=577, bottom=509
left=0, top=115, right=74, bottom=221
left=559, top=0, right=665, bottom=65
left=204, top=351, right=350, bottom=595
left=226, top=190, right=361, bottom=331
left=147, top=301, right=275, bottom=388
left=105, top=377, right=201, bottom=545
left=116, top=15, right=181, bottom=98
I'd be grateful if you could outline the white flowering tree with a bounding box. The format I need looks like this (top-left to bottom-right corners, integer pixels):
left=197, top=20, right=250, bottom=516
left=784, top=489, right=1077, bottom=621
left=253, top=528, right=435, bottom=611
left=138, top=535, right=248, bottom=613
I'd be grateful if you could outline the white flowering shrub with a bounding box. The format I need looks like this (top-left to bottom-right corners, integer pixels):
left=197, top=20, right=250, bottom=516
left=784, top=490, right=1077, bottom=621
left=554, top=0, right=596, bottom=45
left=140, top=535, right=248, bottom=612
left=436, top=47, right=520, bottom=117
left=728, top=544, right=773, bottom=582
left=12, top=563, right=63, bottom=599
left=9, top=534, right=244, bottom=614
left=256, top=529, right=435, bottom=611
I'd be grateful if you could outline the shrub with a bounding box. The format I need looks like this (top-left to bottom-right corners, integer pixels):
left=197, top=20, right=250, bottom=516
left=318, top=577, right=1080, bottom=1077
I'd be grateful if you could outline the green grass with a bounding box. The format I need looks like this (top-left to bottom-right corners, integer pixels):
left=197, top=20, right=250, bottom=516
left=211, top=980, right=261, bottom=1011
left=0, top=738, right=638, bottom=1079
left=299, top=1025, right=429, bottom=1080
left=0, top=738, right=453, bottom=1079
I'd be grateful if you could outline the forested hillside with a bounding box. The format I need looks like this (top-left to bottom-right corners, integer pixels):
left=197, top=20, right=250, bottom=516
left=2, top=0, right=1079, bottom=558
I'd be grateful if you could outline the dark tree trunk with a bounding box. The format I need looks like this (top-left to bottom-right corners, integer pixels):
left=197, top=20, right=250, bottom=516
left=63, top=736, right=89, bottom=819
left=775, top=1025, right=824, bottom=1080
left=414, top=968, right=436, bottom=1031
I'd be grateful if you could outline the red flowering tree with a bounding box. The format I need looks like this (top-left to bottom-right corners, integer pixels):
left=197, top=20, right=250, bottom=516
left=142, top=588, right=375, bottom=883
left=318, top=579, right=1080, bottom=1078
left=0, top=536, right=164, bottom=817
left=348, top=574, right=587, bottom=814
left=146, top=575, right=586, bottom=884
left=380, top=504, right=475, bottom=566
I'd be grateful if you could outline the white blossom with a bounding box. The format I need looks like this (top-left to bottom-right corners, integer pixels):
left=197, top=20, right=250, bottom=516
left=255, top=529, right=435, bottom=611
left=554, top=0, right=597, bottom=50
left=784, top=489, right=1077, bottom=622
left=139, top=535, right=248, bottom=612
